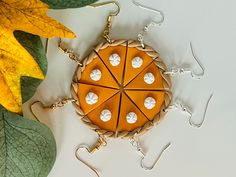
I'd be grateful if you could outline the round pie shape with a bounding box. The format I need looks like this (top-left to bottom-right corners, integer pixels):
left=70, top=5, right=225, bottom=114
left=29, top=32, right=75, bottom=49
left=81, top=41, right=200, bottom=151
left=71, top=40, right=172, bottom=139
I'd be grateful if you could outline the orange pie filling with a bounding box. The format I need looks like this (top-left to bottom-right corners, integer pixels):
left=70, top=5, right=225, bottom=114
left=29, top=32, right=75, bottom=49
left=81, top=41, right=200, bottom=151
left=77, top=42, right=169, bottom=135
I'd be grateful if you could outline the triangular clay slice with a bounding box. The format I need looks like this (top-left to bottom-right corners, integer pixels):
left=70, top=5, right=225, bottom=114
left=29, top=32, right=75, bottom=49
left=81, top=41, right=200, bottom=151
left=86, top=93, right=121, bottom=132
left=123, top=46, right=154, bottom=86
left=125, top=62, right=164, bottom=90
left=77, top=83, right=119, bottom=115
left=96, top=44, right=127, bottom=84
left=125, top=90, right=165, bottom=121
left=117, top=93, right=149, bottom=132
left=78, top=54, right=119, bottom=89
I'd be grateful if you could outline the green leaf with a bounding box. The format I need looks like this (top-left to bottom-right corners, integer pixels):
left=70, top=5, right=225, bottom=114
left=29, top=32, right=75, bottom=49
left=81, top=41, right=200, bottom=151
left=0, top=106, right=56, bottom=177
left=14, top=31, right=48, bottom=103
left=43, top=0, right=98, bottom=9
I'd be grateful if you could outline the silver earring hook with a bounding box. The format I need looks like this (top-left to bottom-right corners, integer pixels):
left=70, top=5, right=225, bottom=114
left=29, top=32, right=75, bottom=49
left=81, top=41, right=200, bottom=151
left=132, top=0, right=165, bottom=48
left=129, top=136, right=171, bottom=170
left=189, top=93, right=213, bottom=128
left=132, top=0, right=164, bottom=24
left=129, top=137, right=146, bottom=156
left=140, top=142, right=171, bottom=170
left=164, top=93, right=213, bottom=128
left=189, top=42, right=205, bottom=79
left=164, top=101, right=193, bottom=119
left=164, top=42, right=205, bottom=79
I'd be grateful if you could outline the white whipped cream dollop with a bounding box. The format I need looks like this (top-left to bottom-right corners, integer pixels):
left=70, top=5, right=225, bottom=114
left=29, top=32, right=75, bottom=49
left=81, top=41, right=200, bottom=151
left=144, top=72, right=155, bottom=84
left=109, top=53, right=121, bottom=66
left=90, top=69, right=102, bottom=81
left=132, top=57, right=143, bottom=68
left=85, top=92, right=98, bottom=105
left=100, top=109, right=112, bottom=122
left=126, top=112, right=137, bottom=124
left=144, top=97, right=156, bottom=109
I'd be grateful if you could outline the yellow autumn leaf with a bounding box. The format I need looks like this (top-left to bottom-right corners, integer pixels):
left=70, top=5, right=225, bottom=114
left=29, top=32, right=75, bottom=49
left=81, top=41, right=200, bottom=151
left=0, top=0, right=76, bottom=113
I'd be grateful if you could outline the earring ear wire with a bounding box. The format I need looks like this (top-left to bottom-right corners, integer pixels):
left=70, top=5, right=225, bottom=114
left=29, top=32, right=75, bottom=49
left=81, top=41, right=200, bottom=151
left=89, top=1, right=120, bottom=17
left=132, top=0, right=165, bottom=48
left=189, top=42, right=205, bottom=79
left=164, top=93, right=213, bottom=128
left=189, top=93, right=213, bottom=128
left=132, top=0, right=164, bottom=24
left=57, top=1, right=121, bottom=61
left=140, top=142, right=171, bottom=170
left=89, top=1, right=120, bottom=43
left=129, top=136, right=171, bottom=171
left=75, top=135, right=107, bottom=177
left=164, top=42, right=205, bottom=79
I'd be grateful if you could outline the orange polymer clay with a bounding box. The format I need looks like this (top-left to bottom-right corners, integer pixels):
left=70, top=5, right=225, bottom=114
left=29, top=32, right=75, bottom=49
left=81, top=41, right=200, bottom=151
left=77, top=83, right=119, bottom=115
left=125, top=90, right=165, bottom=120
left=117, top=93, right=149, bottom=132
left=78, top=52, right=119, bottom=88
left=97, top=45, right=127, bottom=84
left=125, top=62, right=164, bottom=90
left=123, top=46, right=154, bottom=86
left=86, top=93, right=121, bottom=132
left=73, top=40, right=171, bottom=138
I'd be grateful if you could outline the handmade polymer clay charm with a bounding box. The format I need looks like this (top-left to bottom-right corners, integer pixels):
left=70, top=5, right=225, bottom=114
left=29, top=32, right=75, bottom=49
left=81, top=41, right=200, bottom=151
left=71, top=40, right=172, bottom=138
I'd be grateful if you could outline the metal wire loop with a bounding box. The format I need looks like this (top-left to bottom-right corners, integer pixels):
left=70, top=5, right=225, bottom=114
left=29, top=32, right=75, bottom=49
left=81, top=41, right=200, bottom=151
left=164, top=93, right=213, bottom=128
left=30, top=98, right=76, bottom=121
left=89, top=1, right=120, bottom=43
left=50, top=98, right=76, bottom=109
left=75, top=145, right=100, bottom=177
left=75, top=136, right=107, bottom=177
left=89, top=1, right=120, bottom=17
left=132, top=0, right=165, bottom=48
left=164, top=42, right=205, bottom=79
left=164, top=102, right=192, bottom=118
left=58, top=38, right=83, bottom=66
left=189, top=93, right=213, bottom=128
left=140, top=142, right=171, bottom=170
left=130, top=137, right=171, bottom=170
left=129, top=138, right=146, bottom=156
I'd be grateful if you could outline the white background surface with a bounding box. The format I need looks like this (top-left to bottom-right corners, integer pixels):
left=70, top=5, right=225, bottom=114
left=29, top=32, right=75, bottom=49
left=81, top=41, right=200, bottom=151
left=24, top=0, right=236, bottom=177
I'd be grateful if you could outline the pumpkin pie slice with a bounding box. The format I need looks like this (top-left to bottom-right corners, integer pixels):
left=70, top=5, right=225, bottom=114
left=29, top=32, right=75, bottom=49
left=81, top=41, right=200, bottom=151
left=125, top=62, right=164, bottom=90
left=86, top=93, right=121, bottom=132
left=123, top=46, right=154, bottom=86
left=117, top=93, right=149, bottom=132
left=125, top=90, right=165, bottom=121
left=96, top=44, right=127, bottom=84
left=77, top=83, right=119, bottom=115
left=78, top=55, right=119, bottom=89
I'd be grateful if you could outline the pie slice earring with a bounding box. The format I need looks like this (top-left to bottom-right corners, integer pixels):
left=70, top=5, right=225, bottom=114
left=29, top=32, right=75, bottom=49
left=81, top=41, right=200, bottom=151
left=30, top=0, right=214, bottom=176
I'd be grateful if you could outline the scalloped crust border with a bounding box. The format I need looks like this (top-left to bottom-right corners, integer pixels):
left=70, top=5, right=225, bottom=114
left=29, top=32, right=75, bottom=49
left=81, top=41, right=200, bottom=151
left=70, top=40, right=172, bottom=139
